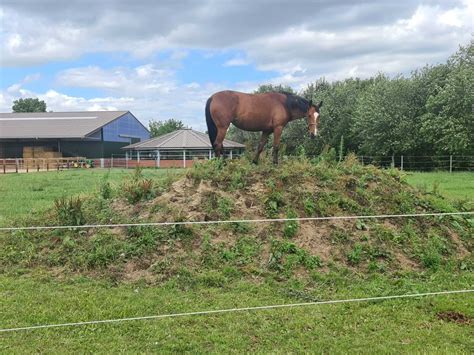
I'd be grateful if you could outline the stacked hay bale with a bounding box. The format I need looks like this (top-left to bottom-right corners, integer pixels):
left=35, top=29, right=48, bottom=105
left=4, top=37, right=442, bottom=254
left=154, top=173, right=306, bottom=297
left=23, top=147, right=62, bottom=170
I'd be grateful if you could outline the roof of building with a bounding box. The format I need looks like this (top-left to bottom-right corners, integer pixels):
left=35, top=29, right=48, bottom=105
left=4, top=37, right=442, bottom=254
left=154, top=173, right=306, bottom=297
left=0, top=111, right=135, bottom=139
left=122, top=129, right=245, bottom=150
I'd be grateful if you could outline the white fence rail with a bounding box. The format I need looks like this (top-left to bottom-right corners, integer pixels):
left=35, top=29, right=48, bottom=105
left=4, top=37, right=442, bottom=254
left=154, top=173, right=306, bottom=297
left=1, top=154, right=472, bottom=173
left=110, top=150, right=244, bottom=169
left=356, top=155, right=474, bottom=172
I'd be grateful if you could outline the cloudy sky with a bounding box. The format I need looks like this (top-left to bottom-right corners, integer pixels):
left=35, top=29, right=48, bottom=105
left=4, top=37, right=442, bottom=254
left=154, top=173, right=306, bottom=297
left=0, top=0, right=472, bottom=130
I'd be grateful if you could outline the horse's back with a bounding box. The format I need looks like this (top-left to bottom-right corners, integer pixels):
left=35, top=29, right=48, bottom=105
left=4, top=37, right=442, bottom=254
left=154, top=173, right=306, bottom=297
left=209, top=90, right=289, bottom=131
left=211, top=90, right=240, bottom=108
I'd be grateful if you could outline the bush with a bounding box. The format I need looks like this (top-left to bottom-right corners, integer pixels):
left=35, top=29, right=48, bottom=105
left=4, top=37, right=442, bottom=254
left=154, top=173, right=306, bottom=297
left=98, top=171, right=113, bottom=199
left=54, top=196, right=85, bottom=226
left=99, top=179, right=112, bottom=200
left=122, top=178, right=155, bottom=204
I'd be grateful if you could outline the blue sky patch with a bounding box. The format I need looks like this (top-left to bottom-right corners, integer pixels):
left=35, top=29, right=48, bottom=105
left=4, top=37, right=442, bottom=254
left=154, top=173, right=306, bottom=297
left=1, top=49, right=276, bottom=99
left=175, top=50, right=277, bottom=85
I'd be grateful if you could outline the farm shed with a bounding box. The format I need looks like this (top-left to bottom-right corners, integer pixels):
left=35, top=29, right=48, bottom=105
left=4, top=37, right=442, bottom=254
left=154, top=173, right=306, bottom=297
left=122, top=128, right=245, bottom=168
left=0, top=111, right=150, bottom=159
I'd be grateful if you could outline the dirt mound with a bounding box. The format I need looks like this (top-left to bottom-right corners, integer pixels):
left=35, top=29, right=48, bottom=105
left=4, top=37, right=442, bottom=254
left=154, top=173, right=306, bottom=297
left=1, top=155, right=472, bottom=282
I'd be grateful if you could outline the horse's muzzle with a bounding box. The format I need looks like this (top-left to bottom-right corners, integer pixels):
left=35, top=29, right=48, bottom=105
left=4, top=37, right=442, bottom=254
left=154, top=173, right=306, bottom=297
left=310, top=133, right=316, bottom=139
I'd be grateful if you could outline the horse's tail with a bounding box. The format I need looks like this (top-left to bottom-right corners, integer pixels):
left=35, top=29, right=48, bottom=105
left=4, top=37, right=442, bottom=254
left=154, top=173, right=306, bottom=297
left=205, top=97, right=217, bottom=149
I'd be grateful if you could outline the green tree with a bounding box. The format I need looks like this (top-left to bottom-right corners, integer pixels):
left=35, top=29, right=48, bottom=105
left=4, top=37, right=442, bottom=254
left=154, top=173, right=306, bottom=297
left=149, top=118, right=185, bottom=137
left=253, top=84, right=295, bottom=94
left=12, top=98, right=47, bottom=112
left=420, top=44, right=474, bottom=155
left=227, top=43, right=473, bottom=159
left=291, top=78, right=370, bottom=156
left=280, top=78, right=369, bottom=157
left=352, top=74, right=426, bottom=157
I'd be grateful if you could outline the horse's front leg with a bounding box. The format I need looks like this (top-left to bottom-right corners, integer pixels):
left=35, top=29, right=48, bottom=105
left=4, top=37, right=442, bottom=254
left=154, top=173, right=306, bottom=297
left=253, top=131, right=270, bottom=164
left=272, top=126, right=283, bottom=165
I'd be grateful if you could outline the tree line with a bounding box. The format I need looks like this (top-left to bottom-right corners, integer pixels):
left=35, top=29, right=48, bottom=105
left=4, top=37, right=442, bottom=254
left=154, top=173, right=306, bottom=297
left=10, top=43, right=471, bottom=159
left=228, top=43, right=473, bottom=158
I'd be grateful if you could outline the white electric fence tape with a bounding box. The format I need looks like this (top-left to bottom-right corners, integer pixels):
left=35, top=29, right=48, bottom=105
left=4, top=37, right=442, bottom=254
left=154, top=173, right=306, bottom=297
left=0, top=211, right=472, bottom=232
left=1, top=289, right=472, bottom=333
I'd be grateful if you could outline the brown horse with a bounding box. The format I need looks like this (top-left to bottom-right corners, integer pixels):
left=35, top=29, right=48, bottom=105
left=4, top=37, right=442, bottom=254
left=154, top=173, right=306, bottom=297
left=205, top=90, right=322, bottom=164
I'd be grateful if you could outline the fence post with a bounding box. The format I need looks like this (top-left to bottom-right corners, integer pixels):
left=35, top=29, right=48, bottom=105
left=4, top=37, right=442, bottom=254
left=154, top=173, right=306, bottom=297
left=400, top=155, right=404, bottom=171
left=183, top=150, right=186, bottom=168
left=15, top=159, right=18, bottom=173
left=3, top=159, right=5, bottom=174
left=111, top=155, right=114, bottom=169
left=449, top=155, right=453, bottom=173
left=391, top=154, right=395, bottom=168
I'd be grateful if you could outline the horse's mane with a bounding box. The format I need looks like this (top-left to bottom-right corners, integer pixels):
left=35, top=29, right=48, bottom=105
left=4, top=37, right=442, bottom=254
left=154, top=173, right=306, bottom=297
left=278, top=92, right=311, bottom=113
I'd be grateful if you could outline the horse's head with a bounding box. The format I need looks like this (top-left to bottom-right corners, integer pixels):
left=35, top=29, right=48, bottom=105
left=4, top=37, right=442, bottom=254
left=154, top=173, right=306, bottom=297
left=307, top=100, right=323, bottom=139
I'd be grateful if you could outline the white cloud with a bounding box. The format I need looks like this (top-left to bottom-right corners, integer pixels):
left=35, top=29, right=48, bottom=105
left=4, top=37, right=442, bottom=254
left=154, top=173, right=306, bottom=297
left=2, top=0, right=470, bottom=73
left=1, top=73, right=223, bottom=131
left=239, top=3, right=471, bottom=86
left=0, top=0, right=472, bottom=130
left=223, top=57, right=250, bottom=67
left=1, top=82, right=134, bottom=114
left=56, top=64, right=177, bottom=96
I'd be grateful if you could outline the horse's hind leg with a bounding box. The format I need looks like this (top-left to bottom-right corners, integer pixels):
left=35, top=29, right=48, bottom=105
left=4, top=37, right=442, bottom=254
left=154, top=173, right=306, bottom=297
left=253, top=131, right=270, bottom=164
left=214, top=126, right=229, bottom=159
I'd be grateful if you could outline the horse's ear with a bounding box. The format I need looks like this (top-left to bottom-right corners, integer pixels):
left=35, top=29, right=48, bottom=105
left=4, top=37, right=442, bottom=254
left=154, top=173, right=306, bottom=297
left=318, top=100, right=323, bottom=108
left=309, top=99, right=313, bottom=106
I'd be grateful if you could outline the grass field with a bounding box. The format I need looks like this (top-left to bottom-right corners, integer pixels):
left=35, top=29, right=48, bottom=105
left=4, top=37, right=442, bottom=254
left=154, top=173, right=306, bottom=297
left=0, top=168, right=181, bottom=226
left=0, top=167, right=472, bottom=352
left=2, top=272, right=473, bottom=353
left=405, top=172, right=474, bottom=202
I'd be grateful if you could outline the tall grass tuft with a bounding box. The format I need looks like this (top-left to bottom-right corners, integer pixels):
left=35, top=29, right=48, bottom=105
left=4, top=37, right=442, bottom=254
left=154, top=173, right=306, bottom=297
left=54, top=196, right=85, bottom=226
left=122, top=178, right=155, bottom=204
left=99, top=171, right=112, bottom=199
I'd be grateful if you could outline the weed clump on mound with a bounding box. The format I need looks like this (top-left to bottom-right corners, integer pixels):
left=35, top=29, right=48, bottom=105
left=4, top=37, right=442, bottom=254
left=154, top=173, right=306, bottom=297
left=0, top=154, right=472, bottom=284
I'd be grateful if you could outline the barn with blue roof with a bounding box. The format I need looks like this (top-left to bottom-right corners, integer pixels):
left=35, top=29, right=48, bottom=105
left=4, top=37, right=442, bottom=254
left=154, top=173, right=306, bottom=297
left=0, top=111, right=150, bottom=158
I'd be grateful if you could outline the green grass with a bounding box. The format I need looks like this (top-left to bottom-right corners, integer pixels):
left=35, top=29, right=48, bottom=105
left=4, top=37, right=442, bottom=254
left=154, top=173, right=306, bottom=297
left=0, top=165, right=472, bottom=352
left=406, top=172, right=474, bottom=202
left=0, top=168, right=178, bottom=226
left=1, top=271, right=473, bottom=353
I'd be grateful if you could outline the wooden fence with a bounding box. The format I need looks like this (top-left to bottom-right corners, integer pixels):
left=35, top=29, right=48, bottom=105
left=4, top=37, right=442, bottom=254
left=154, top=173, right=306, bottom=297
left=1, top=157, right=88, bottom=174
